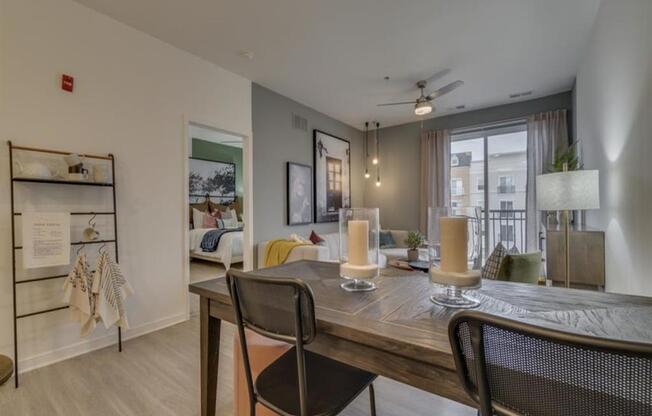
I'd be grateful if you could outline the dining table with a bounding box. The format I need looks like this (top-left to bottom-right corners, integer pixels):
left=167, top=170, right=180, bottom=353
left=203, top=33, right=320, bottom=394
left=188, top=260, right=652, bottom=416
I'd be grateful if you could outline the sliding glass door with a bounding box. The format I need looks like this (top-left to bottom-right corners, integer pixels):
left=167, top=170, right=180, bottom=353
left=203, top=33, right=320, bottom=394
left=450, top=122, right=528, bottom=258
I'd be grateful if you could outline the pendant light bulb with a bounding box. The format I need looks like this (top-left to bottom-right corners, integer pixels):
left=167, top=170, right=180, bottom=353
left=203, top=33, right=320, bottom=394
left=372, top=158, right=378, bottom=165
left=375, top=179, right=381, bottom=187
left=364, top=171, right=370, bottom=179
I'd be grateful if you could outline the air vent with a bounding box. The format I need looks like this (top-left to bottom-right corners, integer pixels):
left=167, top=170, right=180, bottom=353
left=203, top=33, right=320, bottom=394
left=509, top=90, right=534, bottom=99
left=455, top=105, right=466, bottom=110
left=292, top=113, right=308, bottom=131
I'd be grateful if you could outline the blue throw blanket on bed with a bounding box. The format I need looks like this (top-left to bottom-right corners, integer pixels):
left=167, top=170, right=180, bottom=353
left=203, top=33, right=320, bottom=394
left=200, top=228, right=243, bottom=252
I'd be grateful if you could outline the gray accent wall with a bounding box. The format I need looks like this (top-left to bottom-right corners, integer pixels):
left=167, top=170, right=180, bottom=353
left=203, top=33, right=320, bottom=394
left=576, top=0, right=652, bottom=296
left=364, top=92, right=573, bottom=231
left=252, top=83, right=363, bottom=246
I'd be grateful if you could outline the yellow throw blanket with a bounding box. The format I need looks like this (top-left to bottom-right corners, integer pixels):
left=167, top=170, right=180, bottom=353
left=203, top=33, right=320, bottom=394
left=264, top=239, right=311, bottom=267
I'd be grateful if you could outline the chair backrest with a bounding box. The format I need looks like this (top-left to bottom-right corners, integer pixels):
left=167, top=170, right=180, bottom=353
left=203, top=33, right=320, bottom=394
left=227, top=269, right=317, bottom=343
left=449, top=310, right=652, bottom=416
left=227, top=269, right=317, bottom=415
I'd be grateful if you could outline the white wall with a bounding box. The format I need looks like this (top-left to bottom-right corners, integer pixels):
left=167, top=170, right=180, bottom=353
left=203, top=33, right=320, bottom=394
left=576, top=0, right=652, bottom=295
left=0, top=0, right=251, bottom=371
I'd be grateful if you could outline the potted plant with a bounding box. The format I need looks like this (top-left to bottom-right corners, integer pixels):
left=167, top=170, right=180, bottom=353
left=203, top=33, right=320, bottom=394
left=405, top=231, right=425, bottom=262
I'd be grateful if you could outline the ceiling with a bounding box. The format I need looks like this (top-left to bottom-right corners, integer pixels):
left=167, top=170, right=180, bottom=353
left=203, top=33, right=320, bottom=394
left=74, top=0, right=601, bottom=129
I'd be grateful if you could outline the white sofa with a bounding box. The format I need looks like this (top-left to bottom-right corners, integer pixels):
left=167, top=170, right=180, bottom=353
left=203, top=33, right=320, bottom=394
left=257, top=230, right=426, bottom=269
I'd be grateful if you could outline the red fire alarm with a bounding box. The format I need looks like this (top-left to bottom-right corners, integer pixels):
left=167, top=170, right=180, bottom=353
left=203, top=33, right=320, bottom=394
left=61, top=74, right=74, bottom=92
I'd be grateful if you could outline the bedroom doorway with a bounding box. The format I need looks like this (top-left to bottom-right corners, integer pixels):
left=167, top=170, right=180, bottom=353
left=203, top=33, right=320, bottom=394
left=183, top=122, right=251, bottom=316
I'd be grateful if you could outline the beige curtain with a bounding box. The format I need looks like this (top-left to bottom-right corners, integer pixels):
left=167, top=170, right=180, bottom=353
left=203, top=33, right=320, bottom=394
left=419, top=129, right=451, bottom=234
left=526, top=110, right=569, bottom=251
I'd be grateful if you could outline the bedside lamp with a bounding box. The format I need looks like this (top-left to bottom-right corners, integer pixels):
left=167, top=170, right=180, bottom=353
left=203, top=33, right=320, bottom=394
left=536, top=166, right=599, bottom=288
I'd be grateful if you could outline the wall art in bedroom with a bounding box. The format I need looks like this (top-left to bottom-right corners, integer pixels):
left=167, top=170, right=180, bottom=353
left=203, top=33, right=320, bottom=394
left=287, top=162, right=313, bottom=225
left=189, top=157, right=236, bottom=204
left=313, top=130, right=351, bottom=223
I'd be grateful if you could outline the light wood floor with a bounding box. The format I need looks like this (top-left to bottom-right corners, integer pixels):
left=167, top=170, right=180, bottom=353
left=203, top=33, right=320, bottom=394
left=0, top=278, right=475, bottom=416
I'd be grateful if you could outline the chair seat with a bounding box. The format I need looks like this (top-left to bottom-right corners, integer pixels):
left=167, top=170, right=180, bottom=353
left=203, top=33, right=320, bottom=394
left=0, top=355, right=13, bottom=385
left=255, top=348, right=376, bottom=416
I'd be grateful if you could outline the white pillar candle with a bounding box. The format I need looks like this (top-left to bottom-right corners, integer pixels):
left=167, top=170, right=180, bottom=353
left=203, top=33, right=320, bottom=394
left=347, top=220, right=369, bottom=266
left=440, top=216, right=468, bottom=273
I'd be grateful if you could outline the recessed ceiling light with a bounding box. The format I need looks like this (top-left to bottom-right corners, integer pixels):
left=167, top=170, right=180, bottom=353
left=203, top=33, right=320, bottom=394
left=239, top=50, right=254, bottom=60
left=384, top=76, right=390, bottom=80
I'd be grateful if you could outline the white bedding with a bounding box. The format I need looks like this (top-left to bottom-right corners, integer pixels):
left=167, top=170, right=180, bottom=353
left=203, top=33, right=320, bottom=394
left=189, top=228, right=243, bottom=269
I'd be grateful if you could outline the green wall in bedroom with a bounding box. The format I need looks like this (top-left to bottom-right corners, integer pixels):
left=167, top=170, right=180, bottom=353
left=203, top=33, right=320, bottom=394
left=191, top=138, right=243, bottom=202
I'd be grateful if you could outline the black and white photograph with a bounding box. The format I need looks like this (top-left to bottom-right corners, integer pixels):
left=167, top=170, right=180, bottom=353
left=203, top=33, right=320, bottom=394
left=286, top=162, right=312, bottom=225
left=188, top=157, right=236, bottom=203
left=313, top=129, right=351, bottom=223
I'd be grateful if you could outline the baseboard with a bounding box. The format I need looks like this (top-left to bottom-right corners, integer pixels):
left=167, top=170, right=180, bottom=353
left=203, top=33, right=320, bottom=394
left=18, top=312, right=188, bottom=374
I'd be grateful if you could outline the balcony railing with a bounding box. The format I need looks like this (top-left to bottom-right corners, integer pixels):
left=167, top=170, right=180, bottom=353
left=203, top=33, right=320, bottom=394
left=496, top=184, right=516, bottom=194
left=483, top=209, right=527, bottom=254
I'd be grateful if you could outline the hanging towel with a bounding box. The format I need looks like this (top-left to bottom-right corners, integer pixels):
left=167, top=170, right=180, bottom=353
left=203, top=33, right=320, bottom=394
left=92, top=252, right=134, bottom=330
left=63, top=254, right=96, bottom=336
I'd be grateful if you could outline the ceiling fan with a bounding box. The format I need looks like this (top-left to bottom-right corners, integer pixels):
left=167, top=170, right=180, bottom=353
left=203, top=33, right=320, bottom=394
left=377, top=79, right=464, bottom=116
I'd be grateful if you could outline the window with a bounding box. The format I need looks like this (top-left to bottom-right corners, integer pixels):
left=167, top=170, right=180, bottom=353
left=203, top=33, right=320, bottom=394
left=450, top=178, right=464, bottom=196
left=499, top=225, right=515, bottom=244
left=451, top=200, right=460, bottom=208
left=498, top=176, right=515, bottom=193
left=450, top=122, right=528, bottom=255
left=477, top=177, right=485, bottom=191
left=500, top=200, right=514, bottom=218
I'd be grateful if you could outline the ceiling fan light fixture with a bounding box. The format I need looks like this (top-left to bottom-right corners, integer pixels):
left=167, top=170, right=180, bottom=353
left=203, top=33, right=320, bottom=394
left=414, top=101, right=433, bottom=116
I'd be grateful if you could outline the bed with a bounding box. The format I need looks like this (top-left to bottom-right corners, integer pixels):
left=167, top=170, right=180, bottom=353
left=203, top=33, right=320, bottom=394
left=189, top=228, right=243, bottom=269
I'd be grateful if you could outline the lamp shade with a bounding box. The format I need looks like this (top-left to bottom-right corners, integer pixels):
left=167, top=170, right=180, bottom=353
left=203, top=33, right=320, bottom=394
left=536, top=170, right=600, bottom=210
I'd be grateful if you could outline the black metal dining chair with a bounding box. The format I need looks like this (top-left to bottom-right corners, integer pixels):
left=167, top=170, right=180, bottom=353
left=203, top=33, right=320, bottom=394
left=449, top=310, right=652, bottom=416
left=227, top=269, right=377, bottom=416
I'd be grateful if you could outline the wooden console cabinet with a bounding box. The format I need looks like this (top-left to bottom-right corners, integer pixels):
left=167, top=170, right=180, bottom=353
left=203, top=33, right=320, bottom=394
left=545, top=227, right=605, bottom=290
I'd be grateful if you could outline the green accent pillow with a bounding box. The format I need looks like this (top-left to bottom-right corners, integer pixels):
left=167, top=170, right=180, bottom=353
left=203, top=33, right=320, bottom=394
left=379, top=231, right=396, bottom=249
left=498, top=252, right=542, bottom=284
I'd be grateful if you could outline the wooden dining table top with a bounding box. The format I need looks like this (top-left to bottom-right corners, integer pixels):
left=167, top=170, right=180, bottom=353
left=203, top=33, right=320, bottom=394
left=189, top=260, right=652, bottom=372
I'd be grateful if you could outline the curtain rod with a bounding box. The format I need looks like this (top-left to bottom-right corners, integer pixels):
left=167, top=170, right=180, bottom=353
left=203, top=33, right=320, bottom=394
left=451, top=117, right=528, bottom=135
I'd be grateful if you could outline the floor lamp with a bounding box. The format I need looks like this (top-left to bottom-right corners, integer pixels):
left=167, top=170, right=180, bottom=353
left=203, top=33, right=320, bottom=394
left=536, top=166, right=600, bottom=288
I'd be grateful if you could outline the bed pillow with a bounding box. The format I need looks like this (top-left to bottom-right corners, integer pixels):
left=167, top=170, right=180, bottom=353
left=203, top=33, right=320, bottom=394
left=192, top=208, right=206, bottom=229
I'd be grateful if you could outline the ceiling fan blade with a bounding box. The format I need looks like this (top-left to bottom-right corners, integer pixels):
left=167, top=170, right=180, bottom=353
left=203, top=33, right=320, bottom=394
left=424, top=68, right=451, bottom=84
left=377, top=101, right=416, bottom=106
left=426, top=80, right=464, bottom=100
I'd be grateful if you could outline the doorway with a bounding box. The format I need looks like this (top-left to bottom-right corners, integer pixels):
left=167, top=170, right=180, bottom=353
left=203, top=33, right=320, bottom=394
left=183, top=121, right=252, bottom=317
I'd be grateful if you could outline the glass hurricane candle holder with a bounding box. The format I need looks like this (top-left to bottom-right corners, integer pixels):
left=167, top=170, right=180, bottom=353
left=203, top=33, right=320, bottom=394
left=428, top=206, right=482, bottom=308
left=339, top=208, right=380, bottom=292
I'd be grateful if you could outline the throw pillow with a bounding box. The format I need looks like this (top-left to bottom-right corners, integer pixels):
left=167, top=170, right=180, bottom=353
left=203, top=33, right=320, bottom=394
left=209, top=208, right=222, bottom=219
left=222, top=217, right=239, bottom=229
left=379, top=230, right=396, bottom=249
left=482, top=242, right=508, bottom=280
left=202, top=213, right=217, bottom=228
left=309, top=230, right=323, bottom=245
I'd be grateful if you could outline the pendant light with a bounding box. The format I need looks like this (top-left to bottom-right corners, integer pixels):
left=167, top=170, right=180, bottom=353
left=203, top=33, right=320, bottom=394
left=372, top=122, right=379, bottom=165
left=364, top=122, right=370, bottom=179
left=375, top=122, right=381, bottom=187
